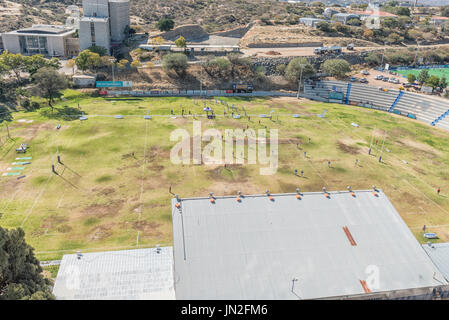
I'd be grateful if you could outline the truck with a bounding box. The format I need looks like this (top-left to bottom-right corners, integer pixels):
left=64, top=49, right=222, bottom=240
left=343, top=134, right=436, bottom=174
left=232, top=84, right=253, bottom=93
left=314, top=47, right=328, bottom=54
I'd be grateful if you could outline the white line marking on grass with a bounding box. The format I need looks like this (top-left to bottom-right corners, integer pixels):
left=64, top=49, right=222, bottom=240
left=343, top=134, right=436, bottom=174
left=331, top=117, right=449, bottom=208
left=322, top=117, right=449, bottom=218
left=0, top=187, right=22, bottom=213
left=21, top=121, right=67, bottom=227
left=287, top=137, right=328, bottom=186
left=20, top=175, right=53, bottom=227
left=55, top=122, right=82, bottom=208
left=136, top=114, right=150, bottom=247
left=403, top=179, right=449, bottom=217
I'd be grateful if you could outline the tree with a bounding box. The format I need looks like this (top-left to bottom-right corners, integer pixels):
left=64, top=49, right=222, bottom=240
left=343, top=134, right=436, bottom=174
left=440, top=76, right=448, bottom=89
left=33, top=67, right=68, bottom=111
left=395, top=7, right=410, bottom=17
left=123, top=25, right=136, bottom=38
left=157, top=18, right=175, bottom=32
left=442, top=6, right=449, bottom=18
left=0, top=227, right=55, bottom=300
left=321, top=59, right=351, bottom=78
left=0, top=51, right=27, bottom=83
left=363, top=29, right=374, bottom=39
left=75, top=50, right=101, bottom=71
left=130, top=60, right=142, bottom=69
left=151, top=36, right=165, bottom=46
left=87, top=46, right=108, bottom=56
left=317, top=21, right=332, bottom=33
left=175, top=36, right=187, bottom=48
left=425, top=75, right=441, bottom=91
left=117, top=59, right=129, bottom=70
left=347, top=18, right=361, bottom=26
left=24, top=55, right=61, bottom=76
left=162, top=53, right=188, bottom=77
left=66, top=59, right=76, bottom=75
left=387, top=33, right=404, bottom=44
left=407, top=73, right=416, bottom=84
left=284, top=57, right=315, bottom=83
left=204, top=57, right=231, bottom=78
left=417, top=69, right=430, bottom=84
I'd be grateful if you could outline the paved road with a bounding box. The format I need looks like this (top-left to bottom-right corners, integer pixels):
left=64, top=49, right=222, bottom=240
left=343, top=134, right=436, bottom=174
left=241, top=43, right=449, bottom=58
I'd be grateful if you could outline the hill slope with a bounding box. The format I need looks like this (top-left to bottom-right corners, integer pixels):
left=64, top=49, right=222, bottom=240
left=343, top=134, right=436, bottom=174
left=1, top=0, right=303, bottom=33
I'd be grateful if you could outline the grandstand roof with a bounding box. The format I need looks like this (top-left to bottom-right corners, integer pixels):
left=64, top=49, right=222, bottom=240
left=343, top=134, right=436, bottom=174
left=171, top=190, right=447, bottom=299
left=52, top=247, right=175, bottom=300
left=423, top=242, right=449, bottom=282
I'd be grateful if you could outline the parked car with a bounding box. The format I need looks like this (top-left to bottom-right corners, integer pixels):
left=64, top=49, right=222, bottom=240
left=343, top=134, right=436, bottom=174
left=361, top=70, right=370, bottom=75
left=382, top=77, right=389, bottom=82
left=375, top=75, right=383, bottom=80
left=360, top=78, right=368, bottom=83
left=350, top=76, right=357, bottom=82
left=392, top=79, right=400, bottom=84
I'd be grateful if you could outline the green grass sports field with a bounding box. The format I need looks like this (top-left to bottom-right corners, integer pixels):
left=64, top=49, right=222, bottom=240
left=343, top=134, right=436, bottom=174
left=396, top=67, right=449, bottom=79
left=1, top=90, right=449, bottom=261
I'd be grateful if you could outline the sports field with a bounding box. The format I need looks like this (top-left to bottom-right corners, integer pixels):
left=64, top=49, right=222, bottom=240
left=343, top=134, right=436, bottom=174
left=396, top=67, right=449, bottom=79
left=1, top=90, right=449, bottom=261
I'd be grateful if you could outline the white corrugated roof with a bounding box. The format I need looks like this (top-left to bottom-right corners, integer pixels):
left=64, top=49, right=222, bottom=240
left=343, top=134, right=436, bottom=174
left=423, top=242, right=449, bottom=282
left=53, top=247, right=175, bottom=300
left=171, top=190, right=447, bottom=300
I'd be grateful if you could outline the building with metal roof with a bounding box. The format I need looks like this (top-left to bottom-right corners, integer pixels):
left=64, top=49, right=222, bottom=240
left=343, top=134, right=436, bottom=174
left=171, top=190, right=448, bottom=300
left=332, top=13, right=361, bottom=25
left=423, top=242, right=449, bottom=282
left=1, top=25, right=78, bottom=57
left=52, top=247, right=175, bottom=300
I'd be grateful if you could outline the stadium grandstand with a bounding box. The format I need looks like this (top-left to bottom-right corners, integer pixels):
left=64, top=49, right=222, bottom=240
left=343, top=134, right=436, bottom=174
left=303, top=81, right=449, bottom=132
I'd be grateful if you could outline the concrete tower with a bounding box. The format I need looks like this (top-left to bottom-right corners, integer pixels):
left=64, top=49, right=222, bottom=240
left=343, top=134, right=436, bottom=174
left=109, top=0, right=130, bottom=43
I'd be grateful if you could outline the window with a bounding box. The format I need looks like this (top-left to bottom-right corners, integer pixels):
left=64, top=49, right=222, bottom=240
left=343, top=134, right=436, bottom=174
left=90, top=22, right=96, bottom=45
left=21, top=35, right=47, bottom=54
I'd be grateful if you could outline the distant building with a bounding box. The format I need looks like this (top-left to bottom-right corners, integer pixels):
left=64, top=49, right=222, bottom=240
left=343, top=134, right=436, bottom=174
left=430, top=16, right=449, bottom=26
left=73, top=74, right=97, bottom=88
left=332, top=13, right=360, bottom=25
left=323, top=8, right=339, bottom=19
left=53, top=247, right=175, bottom=300
left=79, top=0, right=130, bottom=54
left=1, top=25, right=78, bottom=57
left=354, top=10, right=398, bottom=20
left=299, top=17, right=326, bottom=28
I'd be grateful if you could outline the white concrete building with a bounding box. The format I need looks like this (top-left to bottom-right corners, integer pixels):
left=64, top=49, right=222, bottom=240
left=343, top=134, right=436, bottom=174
left=79, top=0, right=130, bottom=54
left=1, top=25, right=78, bottom=57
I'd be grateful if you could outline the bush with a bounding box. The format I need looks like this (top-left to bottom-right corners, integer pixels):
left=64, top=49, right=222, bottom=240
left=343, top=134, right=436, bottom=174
left=162, top=53, right=188, bottom=77
left=321, top=59, right=350, bottom=78
left=157, top=18, right=175, bottom=32
left=284, top=58, right=315, bottom=83
left=276, top=64, right=286, bottom=75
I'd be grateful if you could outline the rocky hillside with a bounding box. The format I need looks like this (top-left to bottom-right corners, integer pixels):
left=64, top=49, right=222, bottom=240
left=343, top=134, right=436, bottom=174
left=1, top=0, right=309, bottom=33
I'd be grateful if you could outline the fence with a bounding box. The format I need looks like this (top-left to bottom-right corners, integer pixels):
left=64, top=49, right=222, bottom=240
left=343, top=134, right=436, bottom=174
left=102, top=90, right=297, bottom=97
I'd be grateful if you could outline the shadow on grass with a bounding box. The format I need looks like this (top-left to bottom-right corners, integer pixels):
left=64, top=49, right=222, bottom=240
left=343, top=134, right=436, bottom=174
left=40, top=106, right=87, bottom=121
left=103, top=97, right=143, bottom=101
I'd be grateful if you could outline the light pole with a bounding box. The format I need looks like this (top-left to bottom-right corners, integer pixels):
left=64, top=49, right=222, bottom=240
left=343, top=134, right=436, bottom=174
left=200, top=62, right=203, bottom=97
left=297, top=64, right=306, bottom=99
left=109, top=58, right=116, bottom=82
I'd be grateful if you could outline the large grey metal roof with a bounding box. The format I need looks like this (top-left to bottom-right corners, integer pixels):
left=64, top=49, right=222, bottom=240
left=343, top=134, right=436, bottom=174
left=52, top=247, right=175, bottom=300
left=422, top=242, right=449, bottom=282
left=171, top=190, right=447, bottom=300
